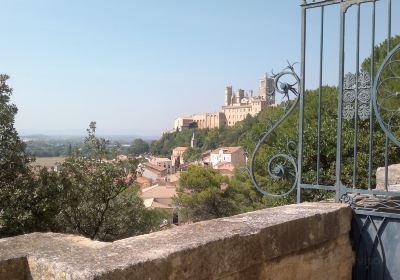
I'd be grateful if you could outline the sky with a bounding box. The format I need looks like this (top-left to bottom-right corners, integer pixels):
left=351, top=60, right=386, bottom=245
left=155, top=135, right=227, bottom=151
left=2, top=0, right=398, bottom=137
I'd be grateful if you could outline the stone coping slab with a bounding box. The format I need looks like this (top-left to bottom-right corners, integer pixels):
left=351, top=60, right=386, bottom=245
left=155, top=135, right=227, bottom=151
left=0, top=202, right=351, bottom=279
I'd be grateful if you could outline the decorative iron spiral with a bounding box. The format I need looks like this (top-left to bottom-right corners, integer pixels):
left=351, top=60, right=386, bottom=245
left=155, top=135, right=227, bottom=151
left=249, top=64, right=300, bottom=197
left=373, top=43, right=400, bottom=147
left=340, top=193, right=355, bottom=205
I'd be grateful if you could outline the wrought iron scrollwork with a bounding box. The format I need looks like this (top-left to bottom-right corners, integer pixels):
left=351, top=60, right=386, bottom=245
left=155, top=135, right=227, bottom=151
left=249, top=64, right=300, bottom=197
left=373, top=43, right=400, bottom=147
left=340, top=193, right=355, bottom=205
left=343, top=71, right=371, bottom=121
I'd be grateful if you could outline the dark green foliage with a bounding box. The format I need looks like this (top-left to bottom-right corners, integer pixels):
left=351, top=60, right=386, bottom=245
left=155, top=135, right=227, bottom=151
left=58, top=157, right=154, bottom=241
left=150, top=129, right=208, bottom=156
left=361, top=35, right=400, bottom=74
left=129, top=138, right=150, bottom=156
left=175, top=166, right=287, bottom=222
left=182, top=147, right=202, bottom=162
left=0, top=74, right=34, bottom=236
left=24, top=169, right=63, bottom=232
left=175, top=165, right=235, bottom=221
left=0, top=76, right=61, bottom=236
left=56, top=124, right=163, bottom=241
left=0, top=75, right=31, bottom=185
left=26, top=140, right=74, bottom=157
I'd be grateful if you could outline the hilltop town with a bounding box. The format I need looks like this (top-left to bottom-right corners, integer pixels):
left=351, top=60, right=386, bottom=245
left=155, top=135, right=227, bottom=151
left=133, top=73, right=276, bottom=221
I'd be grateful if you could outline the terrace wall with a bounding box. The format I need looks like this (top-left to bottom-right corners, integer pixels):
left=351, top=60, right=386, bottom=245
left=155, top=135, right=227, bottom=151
left=0, top=202, right=353, bottom=280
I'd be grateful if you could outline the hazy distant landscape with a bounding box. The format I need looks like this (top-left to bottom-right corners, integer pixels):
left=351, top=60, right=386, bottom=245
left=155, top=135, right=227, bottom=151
left=22, top=134, right=155, bottom=158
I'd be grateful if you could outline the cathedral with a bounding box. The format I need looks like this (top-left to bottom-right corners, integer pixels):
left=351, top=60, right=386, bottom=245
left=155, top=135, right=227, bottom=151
left=174, top=74, right=275, bottom=131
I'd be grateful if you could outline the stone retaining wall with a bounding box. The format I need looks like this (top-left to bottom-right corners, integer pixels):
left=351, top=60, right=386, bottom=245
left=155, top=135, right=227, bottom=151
left=0, top=202, right=353, bottom=280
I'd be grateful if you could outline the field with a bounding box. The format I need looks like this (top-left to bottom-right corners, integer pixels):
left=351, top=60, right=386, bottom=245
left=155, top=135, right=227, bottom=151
left=31, top=157, right=66, bottom=168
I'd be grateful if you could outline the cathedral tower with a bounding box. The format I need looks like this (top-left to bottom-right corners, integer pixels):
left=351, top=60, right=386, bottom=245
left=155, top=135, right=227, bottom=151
left=259, top=73, right=275, bottom=104
left=236, top=89, right=244, bottom=104
left=224, top=86, right=233, bottom=106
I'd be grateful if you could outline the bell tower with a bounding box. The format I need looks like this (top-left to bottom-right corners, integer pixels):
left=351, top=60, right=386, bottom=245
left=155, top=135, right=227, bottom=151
left=224, top=86, right=233, bottom=106
left=191, top=133, right=197, bottom=148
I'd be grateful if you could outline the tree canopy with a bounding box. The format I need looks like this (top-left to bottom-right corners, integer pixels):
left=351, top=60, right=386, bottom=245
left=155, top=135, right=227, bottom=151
left=129, top=138, right=150, bottom=156
left=175, top=165, right=235, bottom=221
left=0, top=74, right=34, bottom=236
left=56, top=124, right=163, bottom=241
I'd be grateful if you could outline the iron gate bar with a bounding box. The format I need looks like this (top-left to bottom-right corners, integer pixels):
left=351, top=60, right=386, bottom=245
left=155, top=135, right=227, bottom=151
left=335, top=0, right=346, bottom=202
left=352, top=4, right=360, bottom=189
left=383, top=0, right=392, bottom=192
left=316, top=5, right=324, bottom=185
left=297, top=1, right=307, bottom=203
left=368, top=0, right=376, bottom=191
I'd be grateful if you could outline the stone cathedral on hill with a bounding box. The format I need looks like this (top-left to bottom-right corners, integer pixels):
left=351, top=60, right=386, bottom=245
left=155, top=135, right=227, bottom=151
left=174, top=74, right=275, bottom=131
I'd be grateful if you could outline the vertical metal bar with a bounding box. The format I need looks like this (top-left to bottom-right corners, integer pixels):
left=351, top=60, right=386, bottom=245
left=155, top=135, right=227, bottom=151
left=367, top=1, right=376, bottom=191
left=297, top=6, right=307, bottom=204
left=384, top=137, right=389, bottom=191
left=353, top=4, right=361, bottom=189
left=316, top=6, right=324, bottom=185
left=384, top=0, right=392, bottom=192
left=388, top=0, right=392, bottom=50
left=335, top=5, right=346, bottom=202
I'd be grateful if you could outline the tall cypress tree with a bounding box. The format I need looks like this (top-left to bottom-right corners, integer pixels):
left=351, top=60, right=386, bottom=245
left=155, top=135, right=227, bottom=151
left=0, top=74, right=33, bottom=236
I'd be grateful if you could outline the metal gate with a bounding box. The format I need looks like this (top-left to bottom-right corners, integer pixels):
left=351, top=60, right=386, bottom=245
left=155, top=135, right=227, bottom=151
left=249, top=1, right=400, bottom=279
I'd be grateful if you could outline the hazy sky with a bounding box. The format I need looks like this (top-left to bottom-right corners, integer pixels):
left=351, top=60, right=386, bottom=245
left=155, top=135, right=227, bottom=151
left=2, top=0, right=398, bottom=137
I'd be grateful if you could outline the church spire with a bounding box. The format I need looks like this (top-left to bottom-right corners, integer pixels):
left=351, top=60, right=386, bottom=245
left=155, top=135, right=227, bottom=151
left=191, top=133, right=197, bottom=148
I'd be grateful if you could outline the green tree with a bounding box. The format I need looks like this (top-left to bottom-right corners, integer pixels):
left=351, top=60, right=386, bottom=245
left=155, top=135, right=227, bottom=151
left=0, top=74, right=34, bottom=236
left=203, top=128, right=220, bottom=150
left=150, top=128, right=209, bottom=156
left=57, top=123, right=162, bottom=241
left=67, top=143, right=73, bottom=156
left=27, top=168, right=63, bottom=232
left=182, top=147, right=202, bottom=162
left=362, top=35, right=400, bottom=75
left=82, top=121, right=109, bottom=160
left=129, top=138, right=149, bottom=156
left=175, top=165, right=236, bottom=221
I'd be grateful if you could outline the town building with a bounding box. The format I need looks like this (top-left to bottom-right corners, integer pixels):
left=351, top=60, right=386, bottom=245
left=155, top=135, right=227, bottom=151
left=171, top=134, right=197, bottom=169
left=149, top=157, right=174, bottom=174
left=171, top=146, right=188, bottom=167
left=141, top=184, right=177, bottom=211
left=210, top=147, right=246, bottom=169
left=174, top=112, right=225, bottom=130
left=140, top=162, right=167, bottom=181
left=174, top=74, right=275, bottom=130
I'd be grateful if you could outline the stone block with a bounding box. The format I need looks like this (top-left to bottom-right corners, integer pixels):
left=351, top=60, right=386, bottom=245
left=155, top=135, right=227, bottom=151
left=376, top=163, right=400, bottom=190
